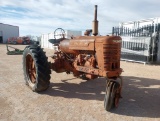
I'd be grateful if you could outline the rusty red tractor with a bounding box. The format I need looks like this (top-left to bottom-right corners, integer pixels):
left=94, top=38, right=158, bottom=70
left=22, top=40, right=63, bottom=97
left=22, top=5, right=123, bottom=111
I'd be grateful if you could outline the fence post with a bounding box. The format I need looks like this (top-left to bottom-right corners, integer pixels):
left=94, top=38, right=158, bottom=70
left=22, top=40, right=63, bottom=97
left=112, top=27, right=114, bottom=35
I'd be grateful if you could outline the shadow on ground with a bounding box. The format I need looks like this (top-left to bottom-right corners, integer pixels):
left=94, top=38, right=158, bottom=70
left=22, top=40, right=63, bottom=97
left=40, top=76, right=160, bottom=118
left=111, top=76, right=160, bottom=118
left=41, top=77, right=106, bottom=101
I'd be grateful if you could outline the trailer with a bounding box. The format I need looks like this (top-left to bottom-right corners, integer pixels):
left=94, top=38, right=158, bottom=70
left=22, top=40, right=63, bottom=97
left=112, top=17, right=160, bottom=64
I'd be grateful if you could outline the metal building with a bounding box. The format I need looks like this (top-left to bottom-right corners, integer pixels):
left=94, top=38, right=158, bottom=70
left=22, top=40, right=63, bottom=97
left=119, top=17, right=160, bottom=30
left=41, top=30, right=82, bottom=50
left=0, top=23, right=19, bottom=43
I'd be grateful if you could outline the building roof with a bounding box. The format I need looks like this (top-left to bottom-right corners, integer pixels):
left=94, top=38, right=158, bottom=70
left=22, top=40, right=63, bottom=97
left=0, top=23, right=19, bottom=28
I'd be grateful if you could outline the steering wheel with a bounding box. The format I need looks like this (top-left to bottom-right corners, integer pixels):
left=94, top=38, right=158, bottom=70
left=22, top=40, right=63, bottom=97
left=54, top=28, right=65, bottom=39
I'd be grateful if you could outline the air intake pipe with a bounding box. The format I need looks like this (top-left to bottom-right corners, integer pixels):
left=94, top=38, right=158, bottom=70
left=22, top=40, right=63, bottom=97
left=92, top=5, right=98, bottom=36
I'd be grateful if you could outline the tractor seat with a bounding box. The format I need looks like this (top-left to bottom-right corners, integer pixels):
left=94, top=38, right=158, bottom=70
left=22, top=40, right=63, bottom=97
left=48, top=38, right=64, bottom=45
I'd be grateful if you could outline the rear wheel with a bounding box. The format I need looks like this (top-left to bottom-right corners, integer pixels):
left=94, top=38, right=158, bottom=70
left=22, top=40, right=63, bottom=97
left=22, top=45, right=51, bottom=92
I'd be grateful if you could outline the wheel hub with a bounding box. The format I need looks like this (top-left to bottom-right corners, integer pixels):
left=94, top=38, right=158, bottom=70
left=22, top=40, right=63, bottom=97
left=26, top=54, right=36, bottom=83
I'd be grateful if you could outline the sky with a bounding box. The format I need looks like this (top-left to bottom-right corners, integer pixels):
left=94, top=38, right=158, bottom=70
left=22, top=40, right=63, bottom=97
left=0, top=0, right=160, bottom=36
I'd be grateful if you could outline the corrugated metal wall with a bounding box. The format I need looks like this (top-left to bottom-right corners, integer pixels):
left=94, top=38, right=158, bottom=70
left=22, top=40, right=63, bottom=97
left=65, top=30, right=82, bottom=38
left=0, top=23, right=19, bottom=43
left=41, top=30, right=82, bottom=50
left=41, top=33, right=55, bottom=49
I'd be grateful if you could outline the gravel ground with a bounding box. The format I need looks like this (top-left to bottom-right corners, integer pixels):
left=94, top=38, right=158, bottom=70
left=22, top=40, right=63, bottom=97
left=0, top=44, right=160, bottom=121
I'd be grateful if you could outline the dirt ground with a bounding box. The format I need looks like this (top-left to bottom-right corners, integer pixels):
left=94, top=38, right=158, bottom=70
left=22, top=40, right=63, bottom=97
left=0, top=44, right=160, bottom=121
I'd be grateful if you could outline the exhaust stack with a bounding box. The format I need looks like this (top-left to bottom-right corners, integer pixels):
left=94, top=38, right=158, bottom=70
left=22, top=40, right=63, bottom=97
left=92, top=5, right=98, bottom=36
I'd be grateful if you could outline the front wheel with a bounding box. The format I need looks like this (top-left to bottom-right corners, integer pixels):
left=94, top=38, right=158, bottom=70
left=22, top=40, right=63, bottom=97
left=22, top=45, right=51, bottom=92
left=104, top=81, right=121, bottom=111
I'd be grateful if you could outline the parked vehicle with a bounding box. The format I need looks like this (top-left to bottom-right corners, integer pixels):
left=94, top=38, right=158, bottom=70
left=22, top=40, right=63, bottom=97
left=7, top=36, right=30, bottom=44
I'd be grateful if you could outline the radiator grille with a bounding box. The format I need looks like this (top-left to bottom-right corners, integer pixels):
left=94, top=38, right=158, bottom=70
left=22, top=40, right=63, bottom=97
left=103, top=44, right=121, bottom=71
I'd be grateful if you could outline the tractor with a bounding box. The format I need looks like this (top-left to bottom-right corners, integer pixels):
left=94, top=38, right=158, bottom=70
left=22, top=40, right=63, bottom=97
left=22, top=5, right=123, bottom=111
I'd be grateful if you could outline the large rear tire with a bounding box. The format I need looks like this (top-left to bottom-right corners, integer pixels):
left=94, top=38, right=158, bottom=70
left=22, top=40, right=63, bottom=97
left=22, top=45, right=51, bottom=92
